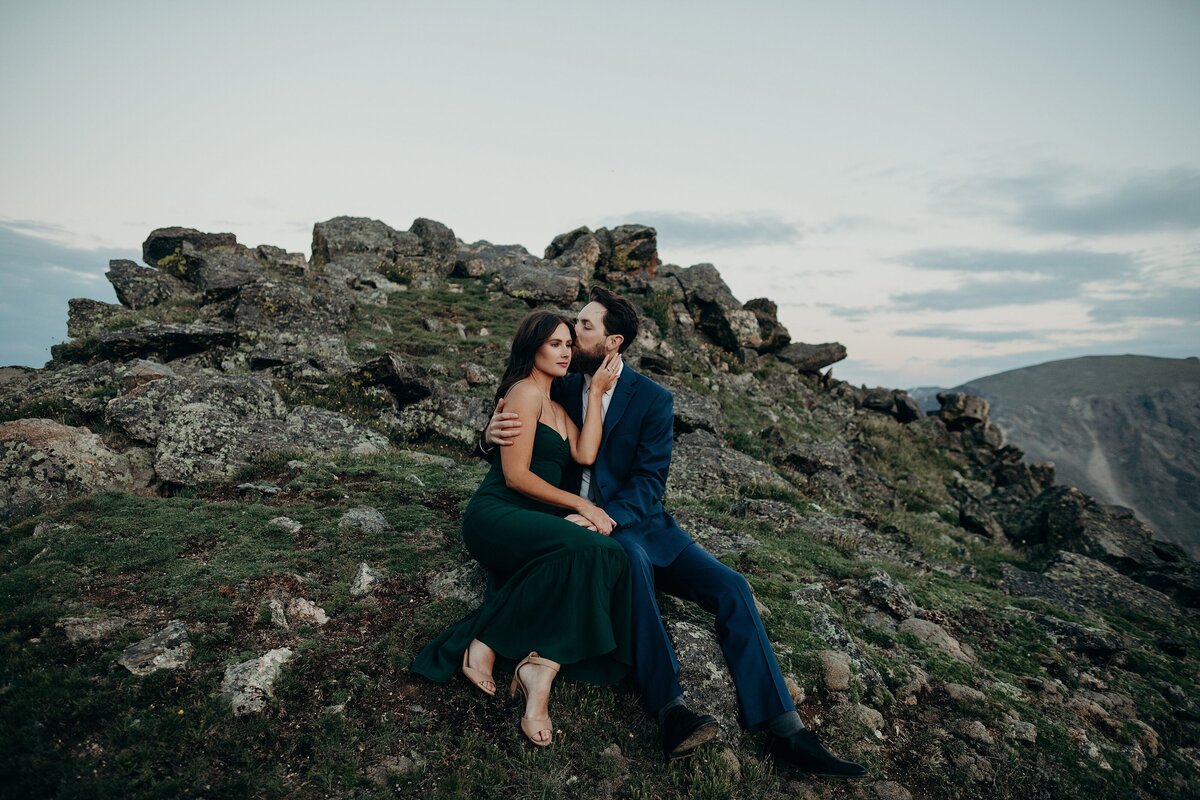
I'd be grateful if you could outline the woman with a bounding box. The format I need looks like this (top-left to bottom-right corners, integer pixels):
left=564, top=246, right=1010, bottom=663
left=410, top=310, right=633, bottom=747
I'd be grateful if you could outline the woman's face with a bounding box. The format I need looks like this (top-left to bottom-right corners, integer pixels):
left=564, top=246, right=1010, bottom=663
left=534, top=322, right=573, bottom=377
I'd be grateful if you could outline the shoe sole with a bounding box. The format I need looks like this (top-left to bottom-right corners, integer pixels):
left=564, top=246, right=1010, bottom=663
left=668, top=720, right=719, bottom=760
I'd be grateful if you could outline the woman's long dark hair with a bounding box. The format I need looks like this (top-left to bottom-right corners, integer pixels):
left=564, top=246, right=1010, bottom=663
left=493, top=310, right=577, bottom=405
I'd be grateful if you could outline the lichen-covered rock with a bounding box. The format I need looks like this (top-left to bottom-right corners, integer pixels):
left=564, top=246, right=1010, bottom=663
left=107, top=259, right=197, bottom=310
left=0, top=418, right=141, bottom=517
left=1045, top=551, right=1180, bottom=621
left=820, top=650, right=852, bottom=690
left=350, top=562, right=385, bottom=597
left=936, top=392, right=990, bottom=430
left=743, top=298, right=791, bottom=354
left=56, top=616, right=128, bottom=643
left=670, top=387, right=726, bottom=436
left=392, top=392, right=492, bottom=445
left=312, top=216, right=457, bottom=289
left=663, top=613, right=741, bottom=743
left=118, top=620, right=192, bottom=676
left=143, top=227, right=237, bottom=267
left=66, top=298, right=128, bottom=338
left=220, top=647, right=294, bottom=715
left=284, top=406, right=389, bottom=453
left=592, top=225, right=658, bottom=286
left=667, top=430, right=786, bottom=500
left=352, top=353, right=437, bottom=407
left=339, top=507, right=394, bottom=536
left=862, top=571, right=919, bottom=619
left=105, top=374, right=286, bottom=445
left=426, top=562, right=486, bottom=607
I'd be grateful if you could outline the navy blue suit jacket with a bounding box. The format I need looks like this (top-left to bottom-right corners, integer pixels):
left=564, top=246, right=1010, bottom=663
left=555, top=366, right=694, bottom=566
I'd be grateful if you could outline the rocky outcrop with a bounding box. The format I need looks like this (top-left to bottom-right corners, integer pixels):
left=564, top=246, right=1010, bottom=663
left=312, top=216, right=457, bottom=289
left=0, top=418, right=143, bottom=518
left=775, top=342, right=847, bottom=372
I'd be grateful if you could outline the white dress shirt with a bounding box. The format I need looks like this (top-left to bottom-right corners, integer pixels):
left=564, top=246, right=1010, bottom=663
left=579, top=359, right=623, bottom=501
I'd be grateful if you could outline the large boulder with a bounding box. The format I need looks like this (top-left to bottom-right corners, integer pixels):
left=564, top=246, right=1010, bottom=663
left=230, top=280, right=354, bottom=335
left=455, top=241, right=583, bottom=305
left=106, top=259, right=194, bottom=310
left=163, top=245, right=267, bottom=300
left=666, top=263, right=761, bottom=353
left=66, top=298, right=127, bottom=339
left=142, top=227, right=237, bottom=268
left=775, top=342, right=847, bottom=372
left=667, top=429, right=786, bottom=500
left=0, top=418, right=141, bottom=518
left=312, top=216, right=457, bottom=289
left=937, top=392, right=990, bottom=431
left=352, top=353, right=437, bottom=407
left=742, top=298, right=791, bottom=353
left=52, top=322, right=238, bottom=365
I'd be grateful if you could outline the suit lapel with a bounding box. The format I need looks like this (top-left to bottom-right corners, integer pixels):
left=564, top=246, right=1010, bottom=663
left=603, top=366, right=639, bottom=435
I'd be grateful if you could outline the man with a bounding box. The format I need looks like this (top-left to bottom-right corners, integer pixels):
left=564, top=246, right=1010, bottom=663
left=481, top=286, right=866, bottom=778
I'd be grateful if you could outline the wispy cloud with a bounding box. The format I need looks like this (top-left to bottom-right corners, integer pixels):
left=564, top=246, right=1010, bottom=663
left=905, top=248, right=1136, bottom=281
left=1088, top=286, right=1200, bottom=323
left=611, top=211, right=802, bottom=249
left=940, top=164, right=1200, bottom=236
left=896, top=326, right=1041, bottom=342
left=0, top=221, right=134, bottom=367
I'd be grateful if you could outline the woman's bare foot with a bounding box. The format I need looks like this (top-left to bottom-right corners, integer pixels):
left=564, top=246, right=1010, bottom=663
left=462, top=639, right=497, bottom=695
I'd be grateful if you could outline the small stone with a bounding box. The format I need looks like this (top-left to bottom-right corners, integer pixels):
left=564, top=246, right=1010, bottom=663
left=405, top=474, right=426, bottom=488
left=478, top=327, right=489, bottom=337
left=785, top=675, right=806, bottom=705
left=943, top=683, right=985, bottom=703
left=220, top=648, right=294, bottom=715
left=898, top=617, right=976, bottom=663
left=853, top=703, right=885, bottom=733
left=350, top=441, right=385, bottom=456
left=118, top=620, right=192, bottom=676
left=753, top=594, right=772, bottom=619
left=820, top=650, right=852, bottom=691
left=463, top=363, right=496, bottom=386
left=455, top=322, right=467, bottom=339
left=421, top=318, right=443, bottom=332
left=287, top=597, right=328, bottom=626
left=718, top=747, right=741, bottom=781
left=57, top=616, right=128, bottom=643
left=350, top=562, right=385, bottom=597
left=1008, top=720, right=1037, bottom=743
left=267, top=516, right=303, bottom=535
left=338, top=507, right=394, bottom=536
left=957, top=719, right=994, bottom=745
left=268, top=598, right=289, bottom=629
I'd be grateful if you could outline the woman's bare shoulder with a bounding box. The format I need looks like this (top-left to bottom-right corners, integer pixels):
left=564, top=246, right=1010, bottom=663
left=503, top=381, right=543, bottom=410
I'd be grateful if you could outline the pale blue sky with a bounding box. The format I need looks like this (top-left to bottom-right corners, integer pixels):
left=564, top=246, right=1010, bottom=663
left=2, top=0, right=1197, bottom=386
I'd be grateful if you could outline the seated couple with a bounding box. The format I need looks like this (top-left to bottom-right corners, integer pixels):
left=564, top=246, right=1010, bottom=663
left=410, top=287, right=865, bottom=778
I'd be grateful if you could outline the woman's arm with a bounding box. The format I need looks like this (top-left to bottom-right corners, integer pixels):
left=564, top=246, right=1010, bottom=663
left=500, top=383, right=614, bottom=534
left=567, top=352, right=620, bottom=466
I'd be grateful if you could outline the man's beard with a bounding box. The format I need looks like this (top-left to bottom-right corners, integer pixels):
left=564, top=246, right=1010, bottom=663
left=570, top=343, right=606, bottom=375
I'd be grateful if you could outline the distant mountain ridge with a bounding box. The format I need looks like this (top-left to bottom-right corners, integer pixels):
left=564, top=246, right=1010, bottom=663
left=916, top=355, right=1200, bottom=557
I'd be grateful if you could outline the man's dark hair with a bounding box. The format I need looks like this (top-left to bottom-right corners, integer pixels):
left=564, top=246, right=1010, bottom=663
left=589, top=285, right=639, bottom=354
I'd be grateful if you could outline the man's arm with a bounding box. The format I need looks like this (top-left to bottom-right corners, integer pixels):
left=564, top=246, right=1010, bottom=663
left=473, top=398, right=523, bottom=460
left=604, top=391, right=673, bottom=530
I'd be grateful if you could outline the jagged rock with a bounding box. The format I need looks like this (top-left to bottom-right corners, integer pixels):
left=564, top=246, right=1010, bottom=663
left=168, top=245, right=266, bottom=299
left=352, top=353, right=437, bottom=407
left=667, top=430, right=786, bottom=500
left=338, top=507, right=394, bottom=536
left=1005, top=607, right=1132, bottom=657
left=995, top=562, right=1087, bottom=614
left=1045, top=551, right=1180, bottom=620
left=284, top=406, right=389, bottom=453
left=53, top=321, right=238, bottom=365
left=667, top=263, right=761, bottom=352
left=862, top=572, right=919, bottom=619
left=743, top=298, right=791, bottom=353
left=350, top=562, right=385, bottom=597
left=590, top=225, right=658, bottom=286
left=0, top=419, right=141, bottom=517
left=67, top=298, right=127, bottom=338
left=312, top=216, right=457, bottom=289
left=392, top=392, right=492, bottom=445
left=1008, top=720, right=1038, bottom=743
left=106, top=374, right=285, bottom=445
left=671, top=388, right=726, bottom=436
left=543, top=226, right=601, bottom=283
left=118, top=620, right=192, bottom=675
left=810, top=609, right=887, bottom=701
left=56, top=616, right=128, bottom=643
left=220, top=647, right=294, bottom=715
left=462, top=363, right=496, bottom=387
left=273, top=596, right=329, bottom=628
left=143, top=227, right=237, bottom=267
left=479, top=244, right=584, bottom=305
left=782, top=441, right=855, bottom=477
left=1007, top=486, right=1199, bottom=605
left=820, top=650, right=852, bottom=690
left=775, top=342, right=847, bottom=372
left=957, top=719, right=995, bottom=745
left=106, top=259, right=195, bottom=309
left=862, top=388, right=923, bottom=424
left=936, top=392, right=989, bottom=430
left=231, top=279, right=353, bottom=335
left=898, top=617, right=976, bottom=663
left=254, top=244, right=309, bottom=276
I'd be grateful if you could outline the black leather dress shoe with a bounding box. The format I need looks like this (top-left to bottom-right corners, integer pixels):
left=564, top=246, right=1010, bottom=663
left=661, top=705, right=719, bottom=760
left=764, top=729, right=868, bottom=778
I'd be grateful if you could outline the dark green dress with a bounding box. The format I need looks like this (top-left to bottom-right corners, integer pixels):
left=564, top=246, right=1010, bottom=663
left=410, top=421, right=633, bottom=685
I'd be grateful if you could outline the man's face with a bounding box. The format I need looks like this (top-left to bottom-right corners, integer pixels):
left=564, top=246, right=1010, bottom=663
left=571, top=301, right=612, bottom=373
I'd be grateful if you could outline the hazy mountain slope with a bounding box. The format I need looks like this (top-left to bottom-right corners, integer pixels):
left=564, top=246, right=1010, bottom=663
left=954, top=355, right=1200, bottom=557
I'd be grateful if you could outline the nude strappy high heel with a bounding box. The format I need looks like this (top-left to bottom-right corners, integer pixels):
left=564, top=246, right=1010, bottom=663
left=461, top=647, right=497, bottom=696
left=510, top=651, right=560, bottom=747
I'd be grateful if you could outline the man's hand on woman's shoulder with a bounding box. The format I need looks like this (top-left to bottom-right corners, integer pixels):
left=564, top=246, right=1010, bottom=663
left=484, top=397, right=524, bottom=448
